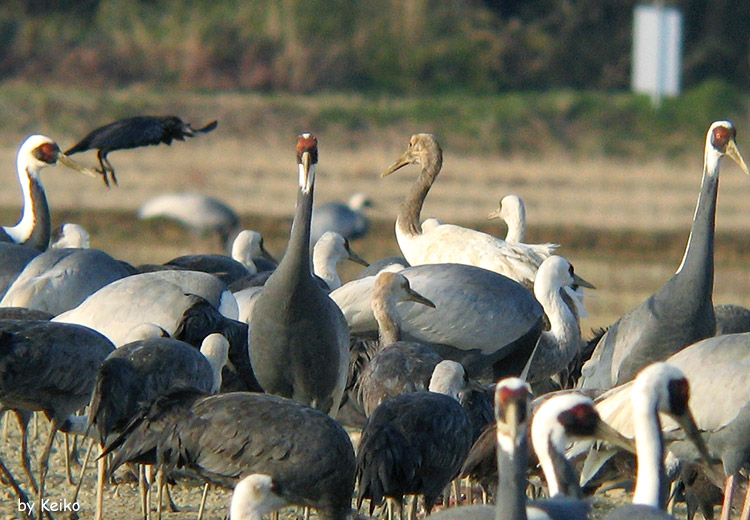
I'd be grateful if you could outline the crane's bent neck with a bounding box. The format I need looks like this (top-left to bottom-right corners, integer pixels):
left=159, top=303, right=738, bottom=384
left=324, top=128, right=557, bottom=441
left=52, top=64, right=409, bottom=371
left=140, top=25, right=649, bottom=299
left=504, top=207, right=526, bottom=243
left=2, top=162, right=50, bottom=251
left=313, top=245, right=342, bottom=291
left=533, top=285, right=580, bottom=379
left=396, top=158, right=441, bottom=238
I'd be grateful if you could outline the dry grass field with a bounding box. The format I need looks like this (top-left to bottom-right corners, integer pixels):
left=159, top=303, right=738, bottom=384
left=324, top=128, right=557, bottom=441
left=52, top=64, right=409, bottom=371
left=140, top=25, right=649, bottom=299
left=1, top=133, right=749, bottom=332
left=1, top=97, right=750, bottom=519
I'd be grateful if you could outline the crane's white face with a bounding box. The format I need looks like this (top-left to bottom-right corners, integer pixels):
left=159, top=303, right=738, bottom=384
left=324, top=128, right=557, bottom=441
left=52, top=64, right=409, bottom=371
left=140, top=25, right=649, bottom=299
left=19, top=135, right=59, bottom=172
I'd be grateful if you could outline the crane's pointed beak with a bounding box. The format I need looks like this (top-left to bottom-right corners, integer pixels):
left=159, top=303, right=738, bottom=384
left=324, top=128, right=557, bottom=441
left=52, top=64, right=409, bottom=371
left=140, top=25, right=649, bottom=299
left=55, top=152, right=102, bottom=179
left=726, top=140, right=749, bottom=175
left=346, top=246, right=369, bottom=267
left=405, top=286, right=435, bottom=308
left=195, top=120, right=218, bottom=133
left=299, top=151, right=315, bottom=193
left=592, top=419, right=636, bottom=454
left=260, top=244, right=278, bottom=265
left=675, top=409, right=718, bottom=467
left=573, top=273, right=596, bottom=290
left=487, top=208, right=501, bottom=220
left=382, top=152, right=411, bottom=177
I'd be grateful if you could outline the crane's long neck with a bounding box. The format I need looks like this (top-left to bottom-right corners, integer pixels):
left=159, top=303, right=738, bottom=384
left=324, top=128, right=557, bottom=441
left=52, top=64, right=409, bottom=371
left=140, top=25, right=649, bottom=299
left=673, top=156, right=719, bottom=289
left=496, top=430, right=529, bottom=520
left=313, top=246, right=342, bottom=291
left=275, top=184, right=315, bottom=285
left=539, top=436, right=583, bottom=499
left=2, top=163, right=50, bottom=251
left=531, top=286, right=581, bottom=380
left=396, top=159, right=440, bottom=237
left=505, top=208, right=526, bottom=243
left=372, top=296, right=401, bottom=346
left=632, top=399, right=667, bottom=508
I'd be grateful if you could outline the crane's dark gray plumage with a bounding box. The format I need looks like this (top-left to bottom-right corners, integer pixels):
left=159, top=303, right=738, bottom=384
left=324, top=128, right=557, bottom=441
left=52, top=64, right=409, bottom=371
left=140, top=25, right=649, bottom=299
left=65, top=116, right=217, bottom=186
left=581, top=121, right=749, bottom=391
left=353, top=271, right=441, bottom=416
left=356, top=360, right=473, bottom=516
left=249, top=134, right=349, bottom=415
left=0, top=319, right=114, bottom=511
left=713, top=304, right=750, bottom=335
left=0, top=243, right=41, bottom=298
left=1, top=135, right=99, bottom=251
left=105, top=391, right=356, bottom=520
left=428, top=379, right=594, bottom=520
left=310, top=192, right=373, bottom=246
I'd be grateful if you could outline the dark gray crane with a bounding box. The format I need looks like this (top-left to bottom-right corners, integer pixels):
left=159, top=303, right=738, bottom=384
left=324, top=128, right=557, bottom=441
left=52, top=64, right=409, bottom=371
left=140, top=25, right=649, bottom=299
left=353, top=271, right=440, bottom=416
left=89, top=334, right=228, bottom=520
left=0, top=243, right=41, bottom=298
left=65, top=116, right=217, bottom=186
left=104, top=391, right=356, bottom=520
left=580, top=121, right=748, bottom=391
left=310, top=192, right=373, bottom=246
left=356, top=360, right=473, bottom=518
left=426, top=378, right=591, bottom=520
left=0, top=319, right=114, bottom=515
left=1, top=135, right=99, bottom=251
left=249, top=134, right=349, bottom=415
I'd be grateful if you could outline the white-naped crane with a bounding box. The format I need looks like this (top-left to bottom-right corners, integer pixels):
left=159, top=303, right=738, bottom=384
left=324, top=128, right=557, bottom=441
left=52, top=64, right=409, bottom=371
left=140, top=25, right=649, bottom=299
left=580, top=121, right=748, bottom=391
left=581, top=333, right=750, bottom=520
left=66, top=116, right=217, bottom=186
left=249, top=134, right=350, bottom=416
left=1, top=135, right=100, bottom=251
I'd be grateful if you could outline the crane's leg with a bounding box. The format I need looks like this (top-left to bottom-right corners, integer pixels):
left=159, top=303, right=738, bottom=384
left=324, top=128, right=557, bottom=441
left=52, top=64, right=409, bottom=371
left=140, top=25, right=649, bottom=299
left=197, top=483, right=210, bottom=520
left=63, top=434, right=75, bottom=485
left=156, top=466, right=165, bottom=520
left=165, top=481, right=180, bottom=512
left=16, top=410, right=39, bottom=494
left=70, top=436, right=95, bottom=505
left=37, top=421, right=59, bottom=520
left=0, top=456, right=33, bottom=519
left=95, top=446, right=106, bottom=520
left=720, top=473, right=737, bottom=520
left=739, top=474, right=750, bottom=520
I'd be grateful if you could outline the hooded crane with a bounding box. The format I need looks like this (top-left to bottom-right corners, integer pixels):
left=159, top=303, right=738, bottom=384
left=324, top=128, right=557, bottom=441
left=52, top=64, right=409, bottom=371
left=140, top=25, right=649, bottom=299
left=580, top=121, right=749, bottom=391
left=0, top=319, right=114, bottom=514
left=310, top=192, right=373, bottom=246
left=353, top=271, right=441, bottom=417
left=382, top=134, right=579, bottom=288
left=356, top=360, right=473, bottom=518
left=137, top=192, right=240, bottom=250
left=1, top=135, right=100, bottom=251
left=65, top=116, right=217, bottom=186
left=104, top=391, right=356, bottom=520
left=229, top=473, right=289, bottom=520
left=249, top=134, right=350, bottom=416
left=331, top=262, right=544, bottom=380
left=488, top=194, right=588, bottom=320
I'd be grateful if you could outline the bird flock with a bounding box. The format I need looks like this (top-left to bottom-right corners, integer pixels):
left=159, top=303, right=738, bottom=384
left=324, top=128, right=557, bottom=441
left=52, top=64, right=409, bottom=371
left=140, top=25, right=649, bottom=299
left=0, top=118, right=748, bottom=520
